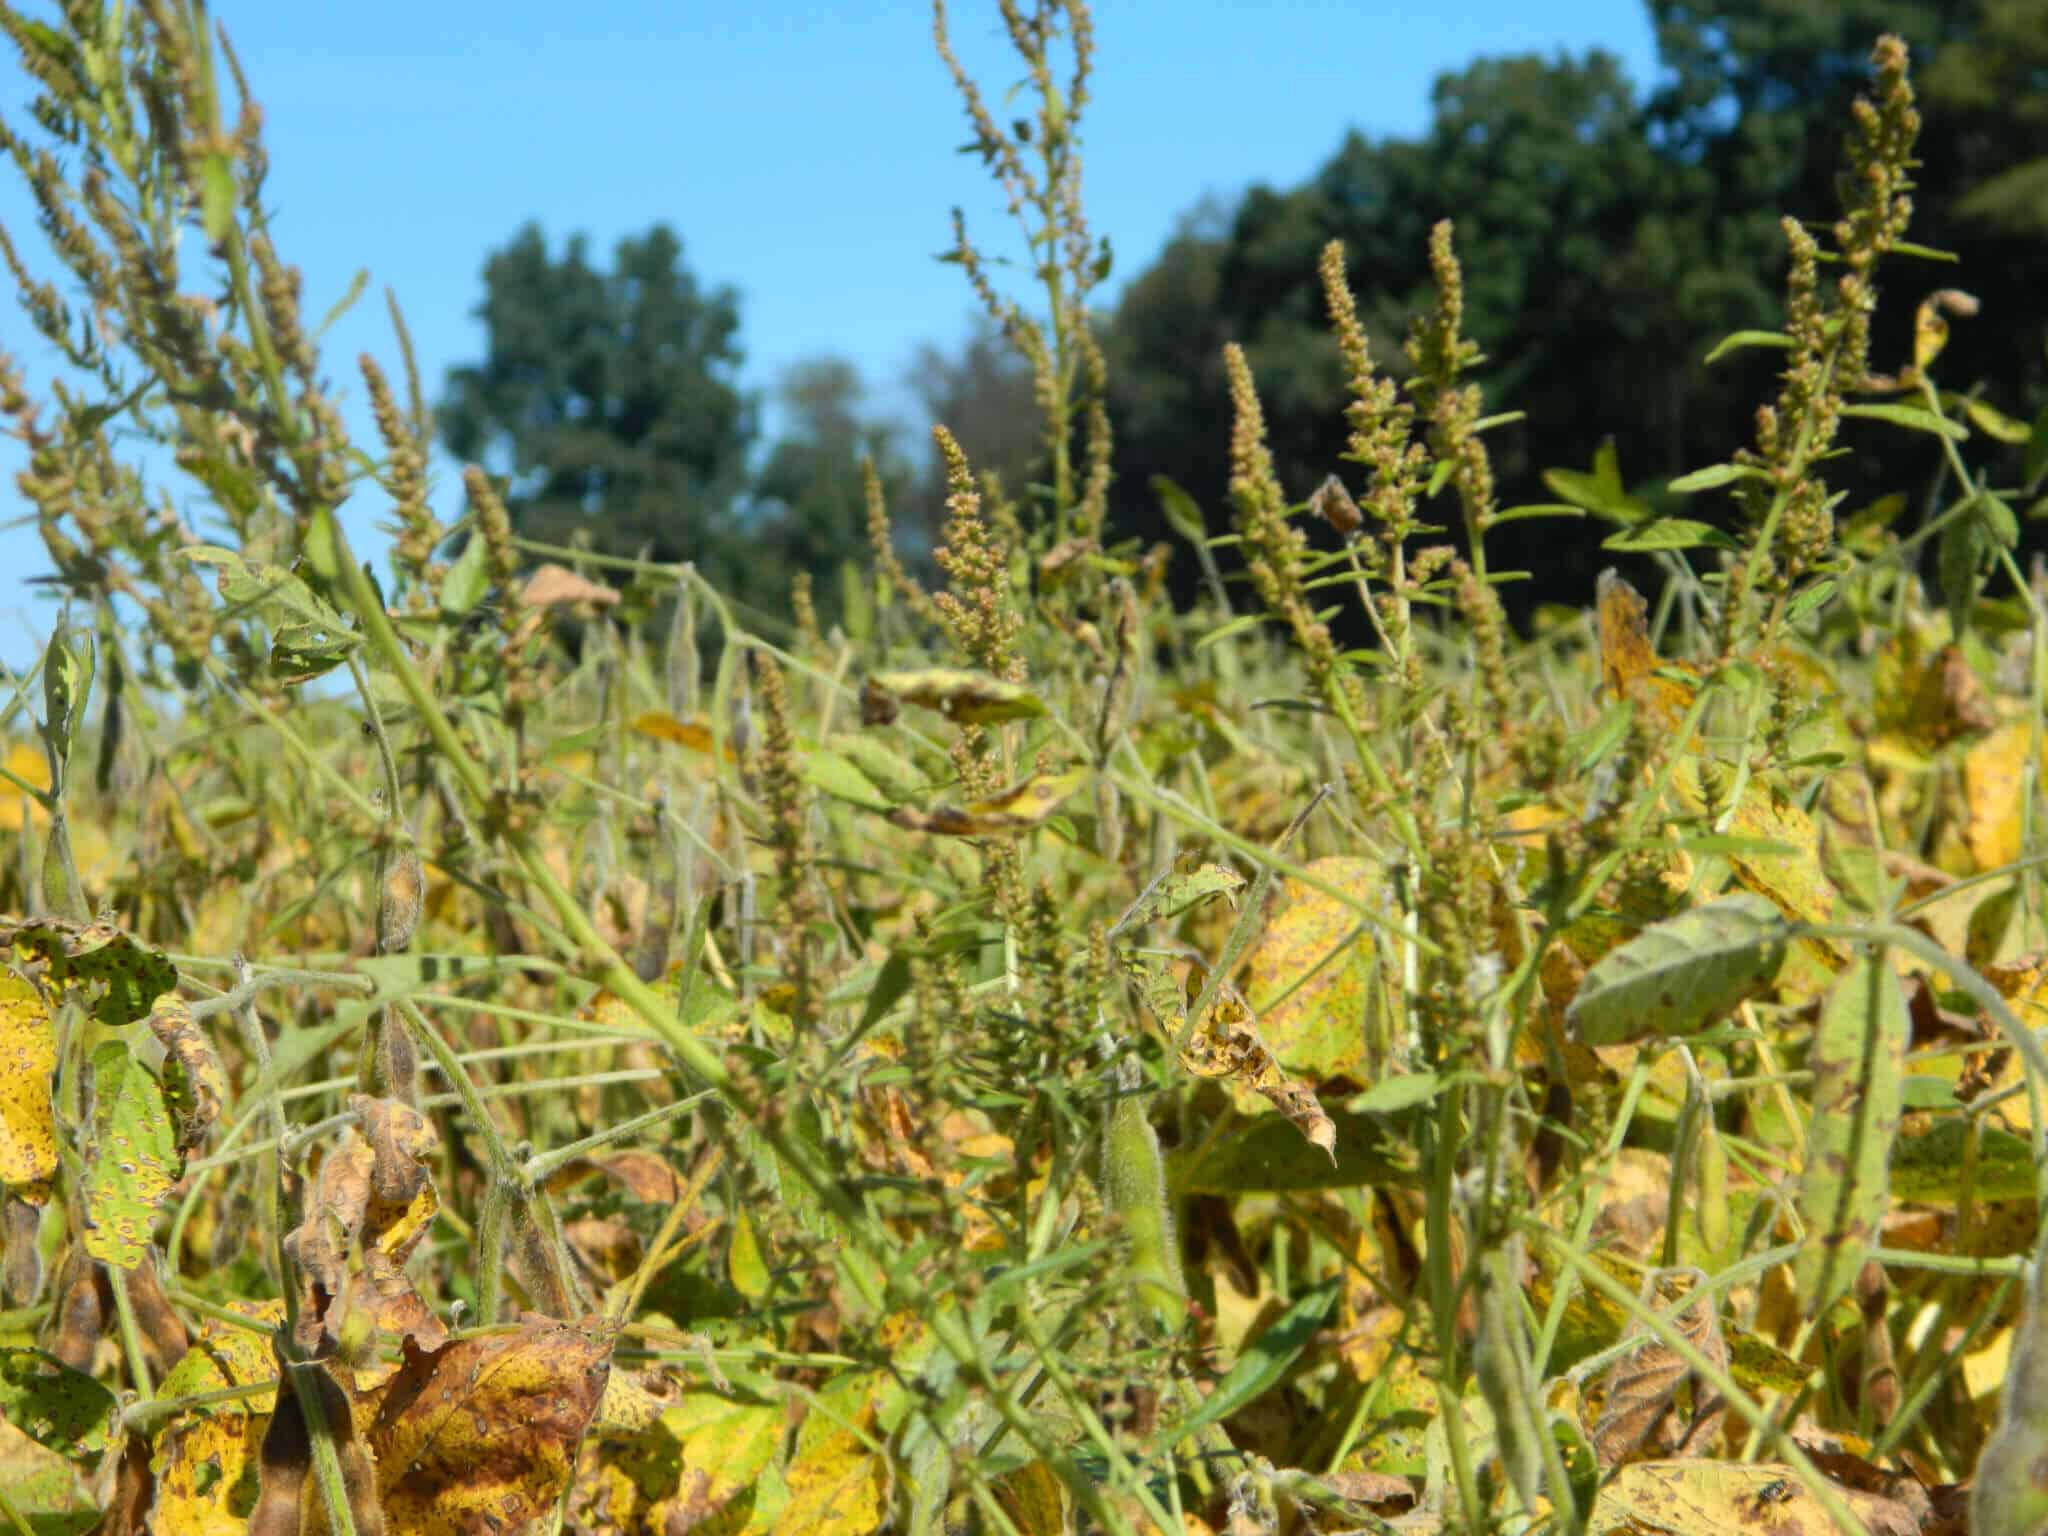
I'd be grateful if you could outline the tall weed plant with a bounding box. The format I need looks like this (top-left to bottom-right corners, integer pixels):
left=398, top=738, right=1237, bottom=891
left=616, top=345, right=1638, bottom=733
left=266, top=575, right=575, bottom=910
left=0, top=5, right=2045, bottom=1535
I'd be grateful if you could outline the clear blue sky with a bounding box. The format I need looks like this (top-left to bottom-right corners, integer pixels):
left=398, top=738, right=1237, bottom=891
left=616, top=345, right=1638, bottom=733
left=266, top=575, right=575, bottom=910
left=0, top=0, right=1660, bottom=667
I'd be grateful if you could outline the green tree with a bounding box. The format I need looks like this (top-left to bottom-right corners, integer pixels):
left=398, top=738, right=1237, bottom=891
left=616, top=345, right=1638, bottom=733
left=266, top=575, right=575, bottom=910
left=439, top=223, right=756, bottom=578
left=751, top=357, right=915, bottom=621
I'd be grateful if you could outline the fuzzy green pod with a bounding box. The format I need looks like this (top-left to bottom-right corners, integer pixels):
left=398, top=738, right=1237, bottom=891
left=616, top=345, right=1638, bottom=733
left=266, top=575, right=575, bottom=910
left=1695, top=1122, right=1731, bottom=1259
left=1795, top=951, right=1905, bottom=1319
left=1102, top=1063, right=1186, bottom=1332
left=1974, top=1255, right=2048, bottom=1536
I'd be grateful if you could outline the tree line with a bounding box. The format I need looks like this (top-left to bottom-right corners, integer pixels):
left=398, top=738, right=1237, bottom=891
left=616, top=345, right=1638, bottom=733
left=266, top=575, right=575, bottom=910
left=438, top=0, right=2048, bottom=623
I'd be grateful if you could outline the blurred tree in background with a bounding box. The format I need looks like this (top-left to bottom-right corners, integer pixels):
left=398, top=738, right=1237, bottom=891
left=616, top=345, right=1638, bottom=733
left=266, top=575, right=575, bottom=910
left=438, top=0, right=2047, bottom=619
left=438, top=223, right=758, bottom=588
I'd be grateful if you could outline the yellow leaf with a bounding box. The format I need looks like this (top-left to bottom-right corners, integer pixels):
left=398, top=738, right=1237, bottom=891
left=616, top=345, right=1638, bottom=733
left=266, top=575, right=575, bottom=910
left=1669, top=761, right=1835, bottom=927
left=1243, top=856, right=1390, bottom=1083
left=0, top=969, right=56, bottom=1203
left=867, top=668, right=1046, bottom=726
left=1596, top=571, right=1695, bottom=732
left=779, top=1408, right=888, bottom=1536
left=0, top=743, right=49, bottom=831
left=633, top=710, right=726, bottom=756
left=729, top=1205, right=770, bottom=1301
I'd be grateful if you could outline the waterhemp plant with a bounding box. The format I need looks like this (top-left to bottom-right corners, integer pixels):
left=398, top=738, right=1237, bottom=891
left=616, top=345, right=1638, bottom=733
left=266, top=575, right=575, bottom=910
left=0, top=4, right=2046, bottom=1534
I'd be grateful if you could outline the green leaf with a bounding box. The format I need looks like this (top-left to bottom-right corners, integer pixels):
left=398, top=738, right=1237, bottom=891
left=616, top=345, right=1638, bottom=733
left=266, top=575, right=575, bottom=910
left=1152, top=475, right=1207, bottom=547
left=1348, top=1072, right=1442, bottom=1115
left=314, top=267, right=371, bottom=342
left=1601, top=519, right=1738, bottom=553
left=1144, top=1280, right=1337, bottom=1453
left=1794, top=952, right=1906, bottom=1318
left=39, top=623, right=93, bottom=777
left=1702, top=329, right=1794, bottom=364
left=2025, top=405, right=2048, bottom=487
left=0, top=1348, right=118, bottom=1462
left=1890, top=1119, right=2033, bottom=1202
left=1841, top=401, right=1970, bottom=440
left=441, top=532, right=492, bottom=616
left=801, top=749, right=892, bottom=812
left=1667, top=463, right=1769, bottom=494
left=1565, top=895, right=1788, bottom=1046
left=1175, top=1109, right=1413, bottom=1193
left=81, top=1041, right=180, bottom=1268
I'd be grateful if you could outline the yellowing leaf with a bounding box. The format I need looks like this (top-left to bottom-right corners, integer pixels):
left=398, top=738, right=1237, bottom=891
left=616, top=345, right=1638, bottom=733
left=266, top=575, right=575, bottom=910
left=1964, top=723, right=2034, bottom=872
left=994, top=1461, right=1069, bottom=1536
left=887, top=768, right=1086, bottom=836
left=0, top=970, right=56, bottom=1203
left=1596, top=570, right=1695, bottom=732
left=148, top=1301, right=283, bottom=1535
left=1243, top=856, right=1388, bottom=1083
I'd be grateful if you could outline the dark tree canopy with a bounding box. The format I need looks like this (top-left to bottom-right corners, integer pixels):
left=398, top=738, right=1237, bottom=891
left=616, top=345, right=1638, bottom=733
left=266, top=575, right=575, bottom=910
left=438, top=223, right=756, bottom=576
left=1101, top=0, right=2048, bottom=613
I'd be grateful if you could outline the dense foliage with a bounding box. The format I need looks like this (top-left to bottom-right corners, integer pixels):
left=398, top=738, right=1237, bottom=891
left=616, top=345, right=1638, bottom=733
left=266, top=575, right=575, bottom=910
left=1, top=4, right=2047, bottom=1536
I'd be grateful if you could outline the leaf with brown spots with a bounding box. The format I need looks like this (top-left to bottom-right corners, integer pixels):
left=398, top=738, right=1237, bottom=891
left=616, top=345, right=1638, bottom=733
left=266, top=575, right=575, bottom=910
left=0, top=916, right=177, bottom=1030
left=363, top=1318, right=613, bottom=1535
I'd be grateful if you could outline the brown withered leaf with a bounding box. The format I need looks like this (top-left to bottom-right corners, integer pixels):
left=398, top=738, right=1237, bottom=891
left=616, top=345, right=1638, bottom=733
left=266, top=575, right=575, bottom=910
left=519, top=562, right=621, bottom=609
left=1590, top=1269, right=1728, bottom=1467
left=543, top=1146, right=690, bottom=1205
left=363, top=1318, right=613, bottom=1534
left=281, top=1096, right=445, bottom=1357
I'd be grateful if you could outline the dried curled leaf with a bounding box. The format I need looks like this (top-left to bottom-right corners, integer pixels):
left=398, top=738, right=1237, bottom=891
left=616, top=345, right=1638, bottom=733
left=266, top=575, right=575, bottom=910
left=1590, top=1270, right=1727, bottom=1467
left=146, top=995, right=226, bottom=1154
left=1121, top=953, right=1334, bottom=1157
left=867, top=668, right=1046, bottom=725
left=887, top=768, right=1086, bottom=836
left=281, top=1096, right=446, bottom=1356
left=519, top=562, right=621, bottom=609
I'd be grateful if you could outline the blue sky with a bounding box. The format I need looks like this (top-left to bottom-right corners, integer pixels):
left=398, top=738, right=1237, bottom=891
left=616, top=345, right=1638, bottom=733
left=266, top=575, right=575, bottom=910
left=0, top=0, right=1660, bottom=667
